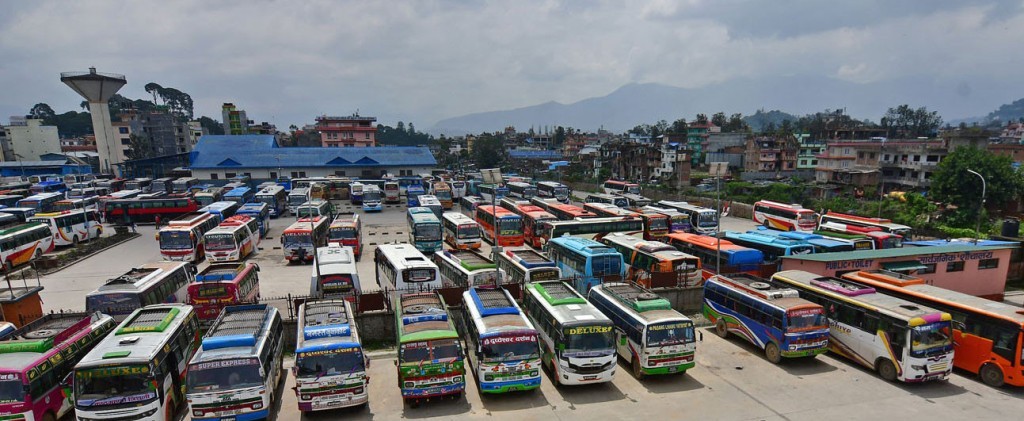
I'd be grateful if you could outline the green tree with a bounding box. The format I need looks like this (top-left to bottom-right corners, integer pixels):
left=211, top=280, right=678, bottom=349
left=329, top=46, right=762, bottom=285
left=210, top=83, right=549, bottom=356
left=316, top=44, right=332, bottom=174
left=198, top=116, right=224, bottom=135
left=670, top=118, right=687, bottom=133
left=711, top=112, right=727, bottom=128
left=28, top=103, right=56, bottom=120
left=695, top=113, right=708, bottom=125
left=472, top=134, right=507, bottom=169
left=931, top=146, right=1023, bottom=228
left=881, top=104, right=942, bottom=138
left=554, top=126, right=566, bottom=148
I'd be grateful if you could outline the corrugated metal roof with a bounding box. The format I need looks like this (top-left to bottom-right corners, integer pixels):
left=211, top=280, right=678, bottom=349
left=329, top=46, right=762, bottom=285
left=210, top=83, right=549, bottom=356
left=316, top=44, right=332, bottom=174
left=782, top=244, right=1015, bottom=262
left=189, top=135, right=436, bottom=169
left=509, top=150, right=563, bottom=159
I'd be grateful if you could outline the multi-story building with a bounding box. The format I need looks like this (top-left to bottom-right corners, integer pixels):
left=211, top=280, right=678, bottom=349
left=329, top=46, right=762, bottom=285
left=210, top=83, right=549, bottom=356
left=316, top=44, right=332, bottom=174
left=796, top=134, right=826, bottom=170
left=743, top=136, right=799, bottom=173
left=686, top=122, right=715, bottom=165
left=600, top=141, right=661, bottom=184
left=878, top=140, right=947, bottom=189
left=2, top=117, right=63, bottom=162
left=814, top=141, right=880, bottom=186
left=316, top=114, right=376, bottom=147
left=188, top=121, right=206, bottom=148
left=1000, top=122, right=1024, bottom=143
left=222, top=103, right=249, bottom=135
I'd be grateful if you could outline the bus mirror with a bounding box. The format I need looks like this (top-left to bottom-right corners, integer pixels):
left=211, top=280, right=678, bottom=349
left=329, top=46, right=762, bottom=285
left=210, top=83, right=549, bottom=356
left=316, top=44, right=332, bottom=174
left=254, top=263, right=261, bottom=272
left=952, top=320, right=965, bottom=331
left=154, top=233, right=159, bottom=241
left=699, top=331, right=703, bottom=342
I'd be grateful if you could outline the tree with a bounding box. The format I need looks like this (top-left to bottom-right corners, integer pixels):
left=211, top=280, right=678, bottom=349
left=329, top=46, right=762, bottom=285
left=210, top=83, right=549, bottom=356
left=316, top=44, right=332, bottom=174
left=396, top=121, right=405, bottom=133
left=931, top=146, right=1023, bottom=228
left=881, top=104, right=942, bottom=138
left=712, top=112, right=727, bottom=128
left=695, top=113, right=709, bottom=126
left=554, top=126, right=566, bottom=148
left=670, top=118, right=687, bottom=133
left=628, top=124, right=650, bottom=136
left=28, top=103, right=56, bottom=120
left=472, top=134, right=507, bottom=169
left=724, top=113, right=746, bottom=132
left=198, top=116, right=224, bottom=135
left=144, top=83, right=163, bottom=105
left=407, top=122, right=416, bottom=134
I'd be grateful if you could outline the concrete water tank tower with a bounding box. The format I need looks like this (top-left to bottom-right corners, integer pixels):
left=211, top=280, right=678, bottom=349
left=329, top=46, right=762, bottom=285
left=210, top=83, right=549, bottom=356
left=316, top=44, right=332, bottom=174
left=61, top=67, right=126, bottom=174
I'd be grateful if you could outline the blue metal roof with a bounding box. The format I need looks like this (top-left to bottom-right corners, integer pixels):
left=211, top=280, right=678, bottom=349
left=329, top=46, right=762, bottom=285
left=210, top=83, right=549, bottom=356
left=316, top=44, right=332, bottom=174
left=189, top=135, right=436, bottom=169
left=509, top=150, right=563, bottom=160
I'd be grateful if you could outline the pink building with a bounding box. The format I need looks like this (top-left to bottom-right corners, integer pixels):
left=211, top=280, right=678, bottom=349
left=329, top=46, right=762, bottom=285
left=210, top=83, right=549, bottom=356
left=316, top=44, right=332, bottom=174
left=315, top=114, right=376, bottom=147
left=780, top=244, right=1015, bottom=301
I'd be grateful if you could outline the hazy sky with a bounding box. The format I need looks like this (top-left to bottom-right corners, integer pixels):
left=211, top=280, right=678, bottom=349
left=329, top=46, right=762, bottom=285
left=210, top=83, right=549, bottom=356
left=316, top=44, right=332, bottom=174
left=2, top=0, right=1022, bottom=130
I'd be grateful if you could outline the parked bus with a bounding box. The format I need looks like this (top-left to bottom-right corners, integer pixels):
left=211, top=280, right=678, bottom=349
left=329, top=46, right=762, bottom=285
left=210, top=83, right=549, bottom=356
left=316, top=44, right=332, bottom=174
left=282, top=216, right=330, bottom=263
left=432, top=182, right=454, bottom=209
left=0, top=213, right=18, bottom=230
left=460, top=196, right=485, bottom=218
left=450, top=179, right=466, bottom=200
left=818, top=221, right=903, bottom=249
left=418, top=195, right=443, bottom=218
left=188, top=262, right=261, bottom=324
left=150, top=177, right=175, bottom=194
left=772, top=270, right=954, bottom=382
left=375, top=244, right=442, bottom=291
left=460, top=286, right=542, bottom=393
left=0, top=223, right=53, bottom=271
left=442, top=212, right=482, bottom=250
left=103, top=196, right=199, bottom=223
left=96, top=178, right=126, bottom=192
left=328, top=214, right=362, bottom=258
left=16, top=192, right=63, bottom=213
left=0, top=195, right=22, bottom=208
left=618, top=193, right=652, bottom=210
left=602, top=179, right=640, bottom=195
left=30, top=209, right=102, bottom=247
left=506, top=182, right=537, bottom=200
left=228, top=174, right=252, bottom=186
left=193, top=187, right=223, bottom=208
left=0, top=312, right=116, bottom=421
left=406, top=184, right=426, bottom=207
left=311, top=245, right=362, bottom=298
left=840, top=270, right=1024, bottom=387
left=198, top=200, right=240, bottom=221
left=585, top=193, right=629, bottom=208
left=237, top=202, right=270, bottom=238
left=546, top=236, right=625, bottom=293
left=721, top=230, right=815, bottom=263
left=748, top=228, right=857, bottom=254
left=171, top=177, right=199, bottom=194
left=362, top=185, right=383, bottom=212
left=547, top=203, right=599, bottom=221
left=407, top=207, right=443, bottom=253
left=294, top=299, right=369, bottom=411
left=29, top=181, right=65, bottom=195
left=72, top=304, right=200, bottom=421
left=495, top=248, right=561, bottom=283
left=583, top=203, right=670, bottom=241
left=395, top=292, right=465, bottom=405
left=296, top=199, right=333, bottom=219
left=204, top=215, right=260, bottom=262
left=542, top=217, right=644, bottom=245
left=84, top=261, right=194, bottom=320
left=384, top=181, right=401, bottom=203
left=522, top=281, right=616, bottom=385
left=518, top=205, right=558, bottom=248
left=589, top=283, right=696, bottom=377
left=600, top=232, right=702, bottom=288
left=67, top=186, right=107, bottom=200
left=186, top=304, right=284, bottom=421
left=288, top=187, right=310, bottom=214
left=753, top=200, right=818, bottom=232
left=475, top=205, right=524, bottom=247
left=125, top=177, right=152, bottom=192
left=820, top=211, right=912, bottom=237
left=704, top=273, right=830, bottom=363
left=223, top=186, right=255, bottom=205
left=255, top=185, right=287, bottom=217
left=813, top=229, right=877, bottom=251
left=54, top=197, right=98, bottom=212
left=665, top=232, right=764, bottom=276
left=348, top=181, right=365, bottom=205
left=642, top=206, right=691, bottom=233
left=434, top=249, right=502, bottom=288
left=535, top=181, right=570, bottom=203
left=657, top=200, right=719, bottom=235
left=477, top=184, right=509, bottom=203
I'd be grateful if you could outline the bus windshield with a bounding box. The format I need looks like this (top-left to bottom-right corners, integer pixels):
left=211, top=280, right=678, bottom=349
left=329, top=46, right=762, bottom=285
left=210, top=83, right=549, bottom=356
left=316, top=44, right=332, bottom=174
left=458, top=224, right=480, bottom=239
left=882, top=236, right=903, bottom=249
left=86, top=293, right=141, bottom=315
left=481, top=334, right=539, bottom=363
left=627, top=186, right=640, bottom=195
left=698, top=211, right=718, bottom=228
left=797, top=212, right=817, bottom=224
left=646, top=322, right=694, bottom=347
left=296, top=349, right=364, bottom=378
left=321, top=275, right=354, bottom=294
left=284, top=233, right=312, bottom=247
left=554, top=187, right=569, bottom=197
left=648, top=217, right=668, bottom=231
left=0, top=377, right=23, bottom=403
left=187, top=359, right=263, bottom=392
left=787, top=308, right=827, bottom=332
left=75, top=365, right=157, bottom=408
left=910, top=322, right=953, bottom=358
left=297, top=208, right=320, bottom=218
left=329, top=227, right=357, bottom=240
left=414, top=224, right=441, bottom=241
left=257, top=195, right=276, bottom=206
left=364, top=191, right=381, bottom=202
left=435, top=191, right=451, bottom=201
left=561, top=325, right=615, bottom=357
left=400, top=339, right=461, bottom=363
left=159, top=231, right=193, bottom=249
left=288, top=196, right=306, bottom=206
left=590, top=255, right=621, bottom=277
left=205, top=233, right=237, bottom=251
left=498, top=218, right=521, bottom=235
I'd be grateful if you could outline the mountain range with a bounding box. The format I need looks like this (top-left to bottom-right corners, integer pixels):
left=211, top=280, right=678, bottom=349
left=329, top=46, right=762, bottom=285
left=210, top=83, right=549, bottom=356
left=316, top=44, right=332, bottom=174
left=430, top=75, right=1022, bottom=135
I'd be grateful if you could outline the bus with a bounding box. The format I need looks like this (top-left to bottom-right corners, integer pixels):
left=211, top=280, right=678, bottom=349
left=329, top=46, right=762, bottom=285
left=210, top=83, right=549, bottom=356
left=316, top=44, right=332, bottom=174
left=546, top=203, right=598, bottom=221
left=418, top=195, right=443, bottom=218
left=589, top=283, right=696, bottom=378
left=721, top=230, right=815, bottom=263
left=328, top=214, right=362, bottom=258
left=477, top=184, right=508, bottom=203
left=772, top=270, right=955, bottom=382
left=813, top=229, right=877, bottom=251
left=237, top=202, right=270, bottom=238
left=186, top=305, right=284, bottom=421
left=0, top=194, right=22, bottom=208
left=600, top=232, right=702, bottom=288
left=542, top=217, right=644, bottom=244
left=665, top=232, right=764, bottom=276
left=536, top=181, right=570, bottom=203
left=460, top=196, right=485, bottom=218
left=311, top=245, right=362, bottom=298
left=0, top=223, right=54, bottom=271
left=288, top=187, right=310, bottom=214
left=16, top=193, right=63, bottom=213
left=818, top=221, right=903, bottom=249
left=585, top=193, right=629, bottom=208
left=583, top=203, right=670, bottom=241
left=753, top=200, right=818, bottom=232
left=546, top=236, right=625, bottom=293
left=475, top=205, right=524, bottom=247
left=296, top=199, right=333, bottom=219
left=517, top=206, right=557, bottom=248
left=434, top=249, right=502, bottom=288
left=375, top=244, right=442, bottom=291
left=840, top=270, right=1024, bottom=387
left=461, top=286, right=542, bottom=393
left=125, top=177, right=152, bottom=192
left=657, top=200, right=719, bottom=235
left=433, top=182, right=454, bottom=209
left=224, top=186, right=255, bottom=205
left=384, top=181, right=401, bottom=203
left=748, top=229, right=856, bottom=254
left=282, top=216, right=330, bottom=263
left=0, top=312, right=116, bottom=421
left=395, top=292, right=465, bottom=405
left=171, top=177, right=199, bottom=194
left=29, top=209, right=102, bottom=247
left=406, top=207, right=442, bottom=254
left=642, top=206, right=691, bottom=233
left=193, top=187, right=224, bottom=207
left=442, top=212, right=482, bottom=250
left=522, top=281, right=616, bottom=385
left=149, top=177, right=174, bottom=194
left=820, top=211, right=912, bottom=237
left=95, top=178, right=126, bottom=192
left=255, top=185, right=287, bottom=217
left=204, top=215, right=260, bottom=262
left=67, top=186, right=107, bottom=200
left=228, top=174, right=252, bottom=186
left=72, top=304, right=200, bottom=421
left=506, top=182, right=537, bottom=200
left=362, top=185, right=383, bottom=212
left=198, top=200, right=240, bottom=221
left=294, top=299, right=369, bottom=411
left=103, top=196, right=200, bottom=223
left=84, top=261, right=194, bottom=320
left=349, top=181, right=364, bottom=205
left=0, top=213, right=18, bottom=230
left=188, top=262, right=261, bottom=324
left=450, top=180, right=466, bottom=200
left=602, top=179, right=640, bottom=195
left=54, top=197, right=99, bottom=212
left=618, top=193, right=651, bottom=210
left=703, top=273, right=830, bottom=363
left=406, top=184, right=426, bottom=207
left=495, top=248, right=561, bottom=283
left=29, top=181, right=65, bottom=195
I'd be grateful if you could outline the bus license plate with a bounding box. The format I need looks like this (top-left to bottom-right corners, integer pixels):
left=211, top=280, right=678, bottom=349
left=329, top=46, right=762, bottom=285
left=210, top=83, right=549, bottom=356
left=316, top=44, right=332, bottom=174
left=669, top=366, right=678, bottom=372
left=582, top=375, right=597, bottom=381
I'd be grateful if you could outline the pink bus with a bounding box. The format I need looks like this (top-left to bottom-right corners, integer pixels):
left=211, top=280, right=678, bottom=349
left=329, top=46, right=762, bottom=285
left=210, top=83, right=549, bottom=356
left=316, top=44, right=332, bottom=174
left=0, top=312, right=116, bottom=421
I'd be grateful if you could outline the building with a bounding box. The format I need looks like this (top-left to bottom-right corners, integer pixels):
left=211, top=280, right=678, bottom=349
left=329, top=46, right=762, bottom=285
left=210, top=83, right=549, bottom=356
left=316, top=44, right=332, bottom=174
left=316, top=114, right=376, bottom=147
left=814, top=141, right=880, bottom=186
left=600, top=141, right=660, bottom=183
left=2, top=117, right=62, bottom=161
left=743, top=136, right=798, bottom=173
left=117, top=152, right=191, bottom=179
left=999, top=122, right=1023, bottom=143
left=989, top=143, right=1024, bottom=164
left=878, top=139, right=948, bottom=190
left=796, top=136, right=826, bottom=170
left=222, top=103, right=249, bottom=135
left=189, top=135, right=435, bottom=181
left=686, top=122, right=715, bottom=165
left=0, top=157, right=92, bottom=178
left=188, top=121, right=206, bottom=148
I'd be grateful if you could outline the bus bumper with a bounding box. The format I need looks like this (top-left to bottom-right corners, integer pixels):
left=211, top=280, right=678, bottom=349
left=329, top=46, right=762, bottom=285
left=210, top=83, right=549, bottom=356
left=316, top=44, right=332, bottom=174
left=193, top=409, right=269, bottom=421
left=781, top=347, right=829, bottom=358
left=480, top=376, right=542, bottom=393
left=298, top=392, right=368, bottom=412
left=643, top=360, right=695, bottom=375
left=401, top=383, right=465, bottom=399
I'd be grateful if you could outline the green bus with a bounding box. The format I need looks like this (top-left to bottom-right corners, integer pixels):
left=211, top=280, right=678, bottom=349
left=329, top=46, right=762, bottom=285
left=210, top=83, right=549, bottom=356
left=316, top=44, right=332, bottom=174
left=395, top=292, right=465, bottom=406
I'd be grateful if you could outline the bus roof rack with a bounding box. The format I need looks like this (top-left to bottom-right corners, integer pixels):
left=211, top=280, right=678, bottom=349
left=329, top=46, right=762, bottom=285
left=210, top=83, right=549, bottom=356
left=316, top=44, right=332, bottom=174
left=202, top=304, right=273, bottom=350
left=603, top=283, right=671, bottom=312
left=470, top=287, right=519, bottom=317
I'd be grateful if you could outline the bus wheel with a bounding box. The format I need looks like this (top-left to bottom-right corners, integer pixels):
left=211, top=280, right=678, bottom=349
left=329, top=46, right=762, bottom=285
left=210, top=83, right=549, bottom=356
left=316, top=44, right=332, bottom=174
left=764, top=342, right=782, bottom=364
left=34, top=249, right=42, bottom=259
left=72, top=236, right=79, bottom=247
left=632, top=357, right=645, bottom=380
left=41, top=412, right=54, bottom=421
left=877, top=359, right=898, bottom=382
left=715, top=320, right=729, bottom=338
left=980, top=363, right=1005, bottom=387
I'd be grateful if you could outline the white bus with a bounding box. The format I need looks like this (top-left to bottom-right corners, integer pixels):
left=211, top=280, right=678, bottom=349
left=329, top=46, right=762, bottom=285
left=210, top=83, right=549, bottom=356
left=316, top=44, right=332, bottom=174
left=186, top=304, right=284, bottom=421
left=461, top=286, right=542, bottom=393
left=495, top=248, right=562, bottom=283
left=311, top=244, right=362, bottom=298
left=418, top=195, right=443, bottom=218
left=72, top=304, right=200, bottom=421
left=657, top=200, right=719, bottom=235
left=255, top=185, right=287, bottom=217
left=772, top=270, right=955, bottom=382
left=16, top=192, right=63, bottom=213
left=442, top=212, right=483, bottom=250
left=536, top=181, right=570, bottom=203
left=433, top=249, right=503, bottom=288
left=85, top=261, right=195, bottom=321
left=522, top=281, right=616, bottom=385
left=589, top=283, right=696, bottom=379
left=753, top=200, right=818, bottom=232
left=293, top=299, right=369, bottom=412
left=0, top=222, right=53, bottom=271
left=374, top=244, right=442, bottom=291
left=203, top=215, right=260, bottom=263
left=29, top=209, right=102, bottom=247
left=288, top=187, right=310, bottom=214
left=602, top=180, right=640, bottom=195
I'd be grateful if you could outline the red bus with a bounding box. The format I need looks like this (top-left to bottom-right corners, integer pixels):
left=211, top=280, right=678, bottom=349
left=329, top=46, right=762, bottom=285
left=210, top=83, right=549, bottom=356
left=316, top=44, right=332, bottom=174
left=818, top=221, right=903, bottom=249
left=584, top=203, right=669, bottom=241
left=602, top=179, right=641, bottom=195
left=474, top=205, right=525, bottom=247
left=187, top=262, right=261, bottom=324
left=548, top=203, right=598, bottom=221
left=518, top=205, right=558, bottom=248
left=156, top=212, right=222, bottom=262
left=328, top=214, right=363, bottom=259
left=102, top=196, right=199, bottom=222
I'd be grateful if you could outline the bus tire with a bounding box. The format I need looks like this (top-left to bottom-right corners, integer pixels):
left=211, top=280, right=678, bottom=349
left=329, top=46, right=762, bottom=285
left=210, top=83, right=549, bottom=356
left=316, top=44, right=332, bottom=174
left=764, top=342, right=782, bottom=364
left=72, top=236, right=79, bottom=247
left=632, top=356, right=645, bottom=380
left=877, top=359, right=898, bottom=382
left=41, top=412, right=55, bottom=421
left=34, top=248, right=43, bottom=259
left=980, top=363, right=1005, bottom=387
left=715, top=319, right=729, bottom=338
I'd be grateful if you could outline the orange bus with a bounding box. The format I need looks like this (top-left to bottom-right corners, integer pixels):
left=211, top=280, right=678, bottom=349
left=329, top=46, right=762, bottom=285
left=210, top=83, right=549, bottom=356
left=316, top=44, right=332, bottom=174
left=547, top=203, right=598, bottom=221
left=841, top=270, right=1024, bottom=388
left=665, top=232, right=764, bottom=278
left=328, top=214, right=362, bottom=259
left=601, top=232, right=702, bottom=288
left=474, top=205, right=524, bottom=247
left=188, top=262, right=261, bottom=325
left=519, top=205, right=558, bottom=248
left=584, top=203, right=669, bottom=241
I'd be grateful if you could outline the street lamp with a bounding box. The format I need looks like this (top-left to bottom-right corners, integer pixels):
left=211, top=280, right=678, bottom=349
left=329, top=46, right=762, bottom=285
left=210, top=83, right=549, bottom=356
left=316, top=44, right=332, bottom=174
left=13, top=153, right=25, bottom=179
left=482, top=168, right=503, bottom=285
left=966, top=169, right=986, bottom=244
left=710, top=162, right=729, bottom=272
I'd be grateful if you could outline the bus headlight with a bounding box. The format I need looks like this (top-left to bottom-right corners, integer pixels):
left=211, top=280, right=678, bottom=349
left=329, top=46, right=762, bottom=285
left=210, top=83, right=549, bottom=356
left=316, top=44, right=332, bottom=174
left=302, top=394, right=311, bottom=400
left=404, top=381, right=414, bottom=389
left=484, top=375, right=494, bottom=382
left=193, top=409, right=204, bottom=417
left=530, top=370, right=539, bottom=377
left=354, top=387, right=364, bottom=395
left=252, top=402, right=263, bottom=410
left=911, top=365, right=926, bottom=371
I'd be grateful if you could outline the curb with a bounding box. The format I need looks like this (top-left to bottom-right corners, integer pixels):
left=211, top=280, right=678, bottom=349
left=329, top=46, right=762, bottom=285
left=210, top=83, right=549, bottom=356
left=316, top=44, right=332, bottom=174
left=367, top=349, right=397, bottom=360
left=39, top=233, right=142, bottom=275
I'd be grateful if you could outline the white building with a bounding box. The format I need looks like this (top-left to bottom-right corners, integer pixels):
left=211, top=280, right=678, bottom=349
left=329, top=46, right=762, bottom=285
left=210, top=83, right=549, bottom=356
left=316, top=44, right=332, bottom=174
left=2, top=117, right=62, bottom=161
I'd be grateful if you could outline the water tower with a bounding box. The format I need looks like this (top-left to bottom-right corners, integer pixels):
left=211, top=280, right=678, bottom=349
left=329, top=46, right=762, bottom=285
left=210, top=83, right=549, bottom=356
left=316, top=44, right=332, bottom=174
left=61, top=67, right=126, bottom=174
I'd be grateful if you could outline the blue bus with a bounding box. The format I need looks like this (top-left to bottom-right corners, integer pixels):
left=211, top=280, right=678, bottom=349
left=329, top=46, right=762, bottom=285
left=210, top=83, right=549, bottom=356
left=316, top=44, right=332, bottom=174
left=720, top=231, right=814, bottom=263
left=406, top=207, right=442, bottom=253
left=396, top=176, right=423, bottom=195
left=29, top=180, right=66, bottom=194
left=362, top=185, right=383, bottom=212
left=224, top=186, right=255, bottom=205
left=665, top=232, right=764, bottom=275
left=199, top=201, right=240, bottom=220
left=406, top=185, right=426, bottom=207
left=703, top=273, right=830, bottom=363
left=255, top=185, right=287, bottom=217
left=237, top=202, right=270, bottom=238
left=545, top=236, right=625, bottom=293
left=748, top=228, right=856, bottom=253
